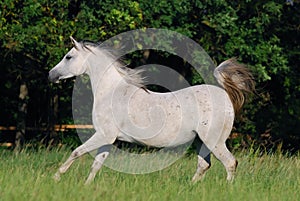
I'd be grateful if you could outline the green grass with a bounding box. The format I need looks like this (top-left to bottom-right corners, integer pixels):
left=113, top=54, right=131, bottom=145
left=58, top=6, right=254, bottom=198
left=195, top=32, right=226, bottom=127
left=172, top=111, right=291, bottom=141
left=0, top=147, right=299, bottom=201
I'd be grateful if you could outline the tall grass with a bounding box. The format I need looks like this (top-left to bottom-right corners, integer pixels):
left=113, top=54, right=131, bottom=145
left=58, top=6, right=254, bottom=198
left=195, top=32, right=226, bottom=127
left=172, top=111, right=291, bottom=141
left=0, top=147, right=299, bottom=201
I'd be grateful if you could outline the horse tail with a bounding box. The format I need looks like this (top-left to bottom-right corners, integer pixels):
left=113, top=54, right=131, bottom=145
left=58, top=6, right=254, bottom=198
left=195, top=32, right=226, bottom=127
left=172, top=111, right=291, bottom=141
left=213, top=58, right=255, bottom=115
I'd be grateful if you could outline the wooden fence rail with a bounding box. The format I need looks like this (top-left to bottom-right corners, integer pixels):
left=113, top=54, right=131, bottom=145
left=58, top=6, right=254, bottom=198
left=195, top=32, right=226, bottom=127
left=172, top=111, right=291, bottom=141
left=0, top=124, right=94, bottom=132
left=0, top=125, right=94, bottom=147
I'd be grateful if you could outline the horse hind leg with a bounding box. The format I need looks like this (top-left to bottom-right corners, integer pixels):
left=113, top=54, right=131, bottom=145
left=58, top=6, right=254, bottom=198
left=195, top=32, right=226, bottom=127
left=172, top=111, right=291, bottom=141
left=211, top=143, right=238, bottom=181
left=192, top=138, right=211, bottom=182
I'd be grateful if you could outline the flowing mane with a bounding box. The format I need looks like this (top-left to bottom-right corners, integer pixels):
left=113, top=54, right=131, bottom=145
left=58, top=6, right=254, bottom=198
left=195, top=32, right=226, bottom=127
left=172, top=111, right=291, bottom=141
left=80, top=40, right=146, bottom=89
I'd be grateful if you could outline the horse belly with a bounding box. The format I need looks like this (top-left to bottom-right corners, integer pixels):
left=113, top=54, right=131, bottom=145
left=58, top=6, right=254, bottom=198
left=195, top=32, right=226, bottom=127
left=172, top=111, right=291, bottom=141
left=117, top=90, right=202, bottom=147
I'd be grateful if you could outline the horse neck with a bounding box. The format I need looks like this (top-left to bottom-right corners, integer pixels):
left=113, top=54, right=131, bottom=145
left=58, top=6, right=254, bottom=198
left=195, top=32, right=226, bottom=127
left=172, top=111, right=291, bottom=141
left=86, top=54, right=136, bottom=97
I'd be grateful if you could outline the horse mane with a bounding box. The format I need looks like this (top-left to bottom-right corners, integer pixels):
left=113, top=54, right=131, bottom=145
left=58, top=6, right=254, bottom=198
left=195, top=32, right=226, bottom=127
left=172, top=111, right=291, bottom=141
left=80, top=41, right=146, bottom=89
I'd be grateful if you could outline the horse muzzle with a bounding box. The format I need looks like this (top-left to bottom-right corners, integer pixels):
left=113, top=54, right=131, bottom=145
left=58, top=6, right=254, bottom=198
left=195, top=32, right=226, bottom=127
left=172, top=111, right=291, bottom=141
left=48, top=69, right=61, bottom=83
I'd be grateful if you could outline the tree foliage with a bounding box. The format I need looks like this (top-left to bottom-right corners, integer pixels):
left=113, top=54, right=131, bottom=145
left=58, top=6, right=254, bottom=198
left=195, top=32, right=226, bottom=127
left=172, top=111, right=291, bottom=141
left=0, top=0, right=299, bottom=151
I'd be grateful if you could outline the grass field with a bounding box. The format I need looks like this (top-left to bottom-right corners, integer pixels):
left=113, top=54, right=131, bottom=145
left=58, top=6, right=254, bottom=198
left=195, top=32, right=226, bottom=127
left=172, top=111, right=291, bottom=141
left=0, top=147, right=299, bottom=201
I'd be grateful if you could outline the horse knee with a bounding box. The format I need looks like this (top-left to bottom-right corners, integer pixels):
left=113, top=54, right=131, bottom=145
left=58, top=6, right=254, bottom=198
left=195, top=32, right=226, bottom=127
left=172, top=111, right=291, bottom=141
left=71, top=146, right=86, bottom=158
left=93, top=152, right=109, bottom=167
left=72, top=151, right=79, bottom=158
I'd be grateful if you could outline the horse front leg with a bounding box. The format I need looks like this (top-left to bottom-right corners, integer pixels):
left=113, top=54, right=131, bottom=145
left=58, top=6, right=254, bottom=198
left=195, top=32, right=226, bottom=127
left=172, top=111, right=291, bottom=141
left=85, top=144, right=112, bottom=185
left=54, top=133, right=107, bottom=181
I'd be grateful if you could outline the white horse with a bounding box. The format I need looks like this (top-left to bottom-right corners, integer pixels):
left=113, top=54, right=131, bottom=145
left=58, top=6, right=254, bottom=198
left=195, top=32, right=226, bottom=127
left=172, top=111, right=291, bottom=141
left=49, top=37, right=255, bottom=184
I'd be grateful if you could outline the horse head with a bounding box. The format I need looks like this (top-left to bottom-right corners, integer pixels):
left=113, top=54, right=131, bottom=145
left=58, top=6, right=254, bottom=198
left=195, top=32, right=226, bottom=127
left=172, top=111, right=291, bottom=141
left=48, top=37, right=90, bottom=83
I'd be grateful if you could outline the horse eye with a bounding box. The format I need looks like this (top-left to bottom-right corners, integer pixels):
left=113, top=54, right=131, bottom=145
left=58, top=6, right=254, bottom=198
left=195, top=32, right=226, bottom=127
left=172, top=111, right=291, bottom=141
left=66, top=55, right=72, bottom=60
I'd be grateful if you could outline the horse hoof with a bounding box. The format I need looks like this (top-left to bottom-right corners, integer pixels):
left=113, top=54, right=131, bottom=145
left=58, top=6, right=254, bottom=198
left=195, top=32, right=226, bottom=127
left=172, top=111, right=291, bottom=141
left=53, top=172, right=61, bottom=182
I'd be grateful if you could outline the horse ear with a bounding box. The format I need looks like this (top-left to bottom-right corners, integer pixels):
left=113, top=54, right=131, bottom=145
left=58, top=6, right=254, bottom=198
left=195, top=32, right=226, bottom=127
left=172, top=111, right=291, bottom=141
left=70, top=36, right=80, bottom=49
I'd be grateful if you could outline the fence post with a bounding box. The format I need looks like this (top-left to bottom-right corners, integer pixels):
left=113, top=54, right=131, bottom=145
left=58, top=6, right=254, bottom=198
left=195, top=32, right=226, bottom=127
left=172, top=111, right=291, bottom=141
left=15, top=82, right=28, bottom=150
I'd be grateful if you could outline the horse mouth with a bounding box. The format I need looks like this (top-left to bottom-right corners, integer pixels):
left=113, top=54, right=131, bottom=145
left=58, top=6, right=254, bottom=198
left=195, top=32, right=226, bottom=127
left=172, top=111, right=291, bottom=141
left=48, top=70, right=75, bottom=83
